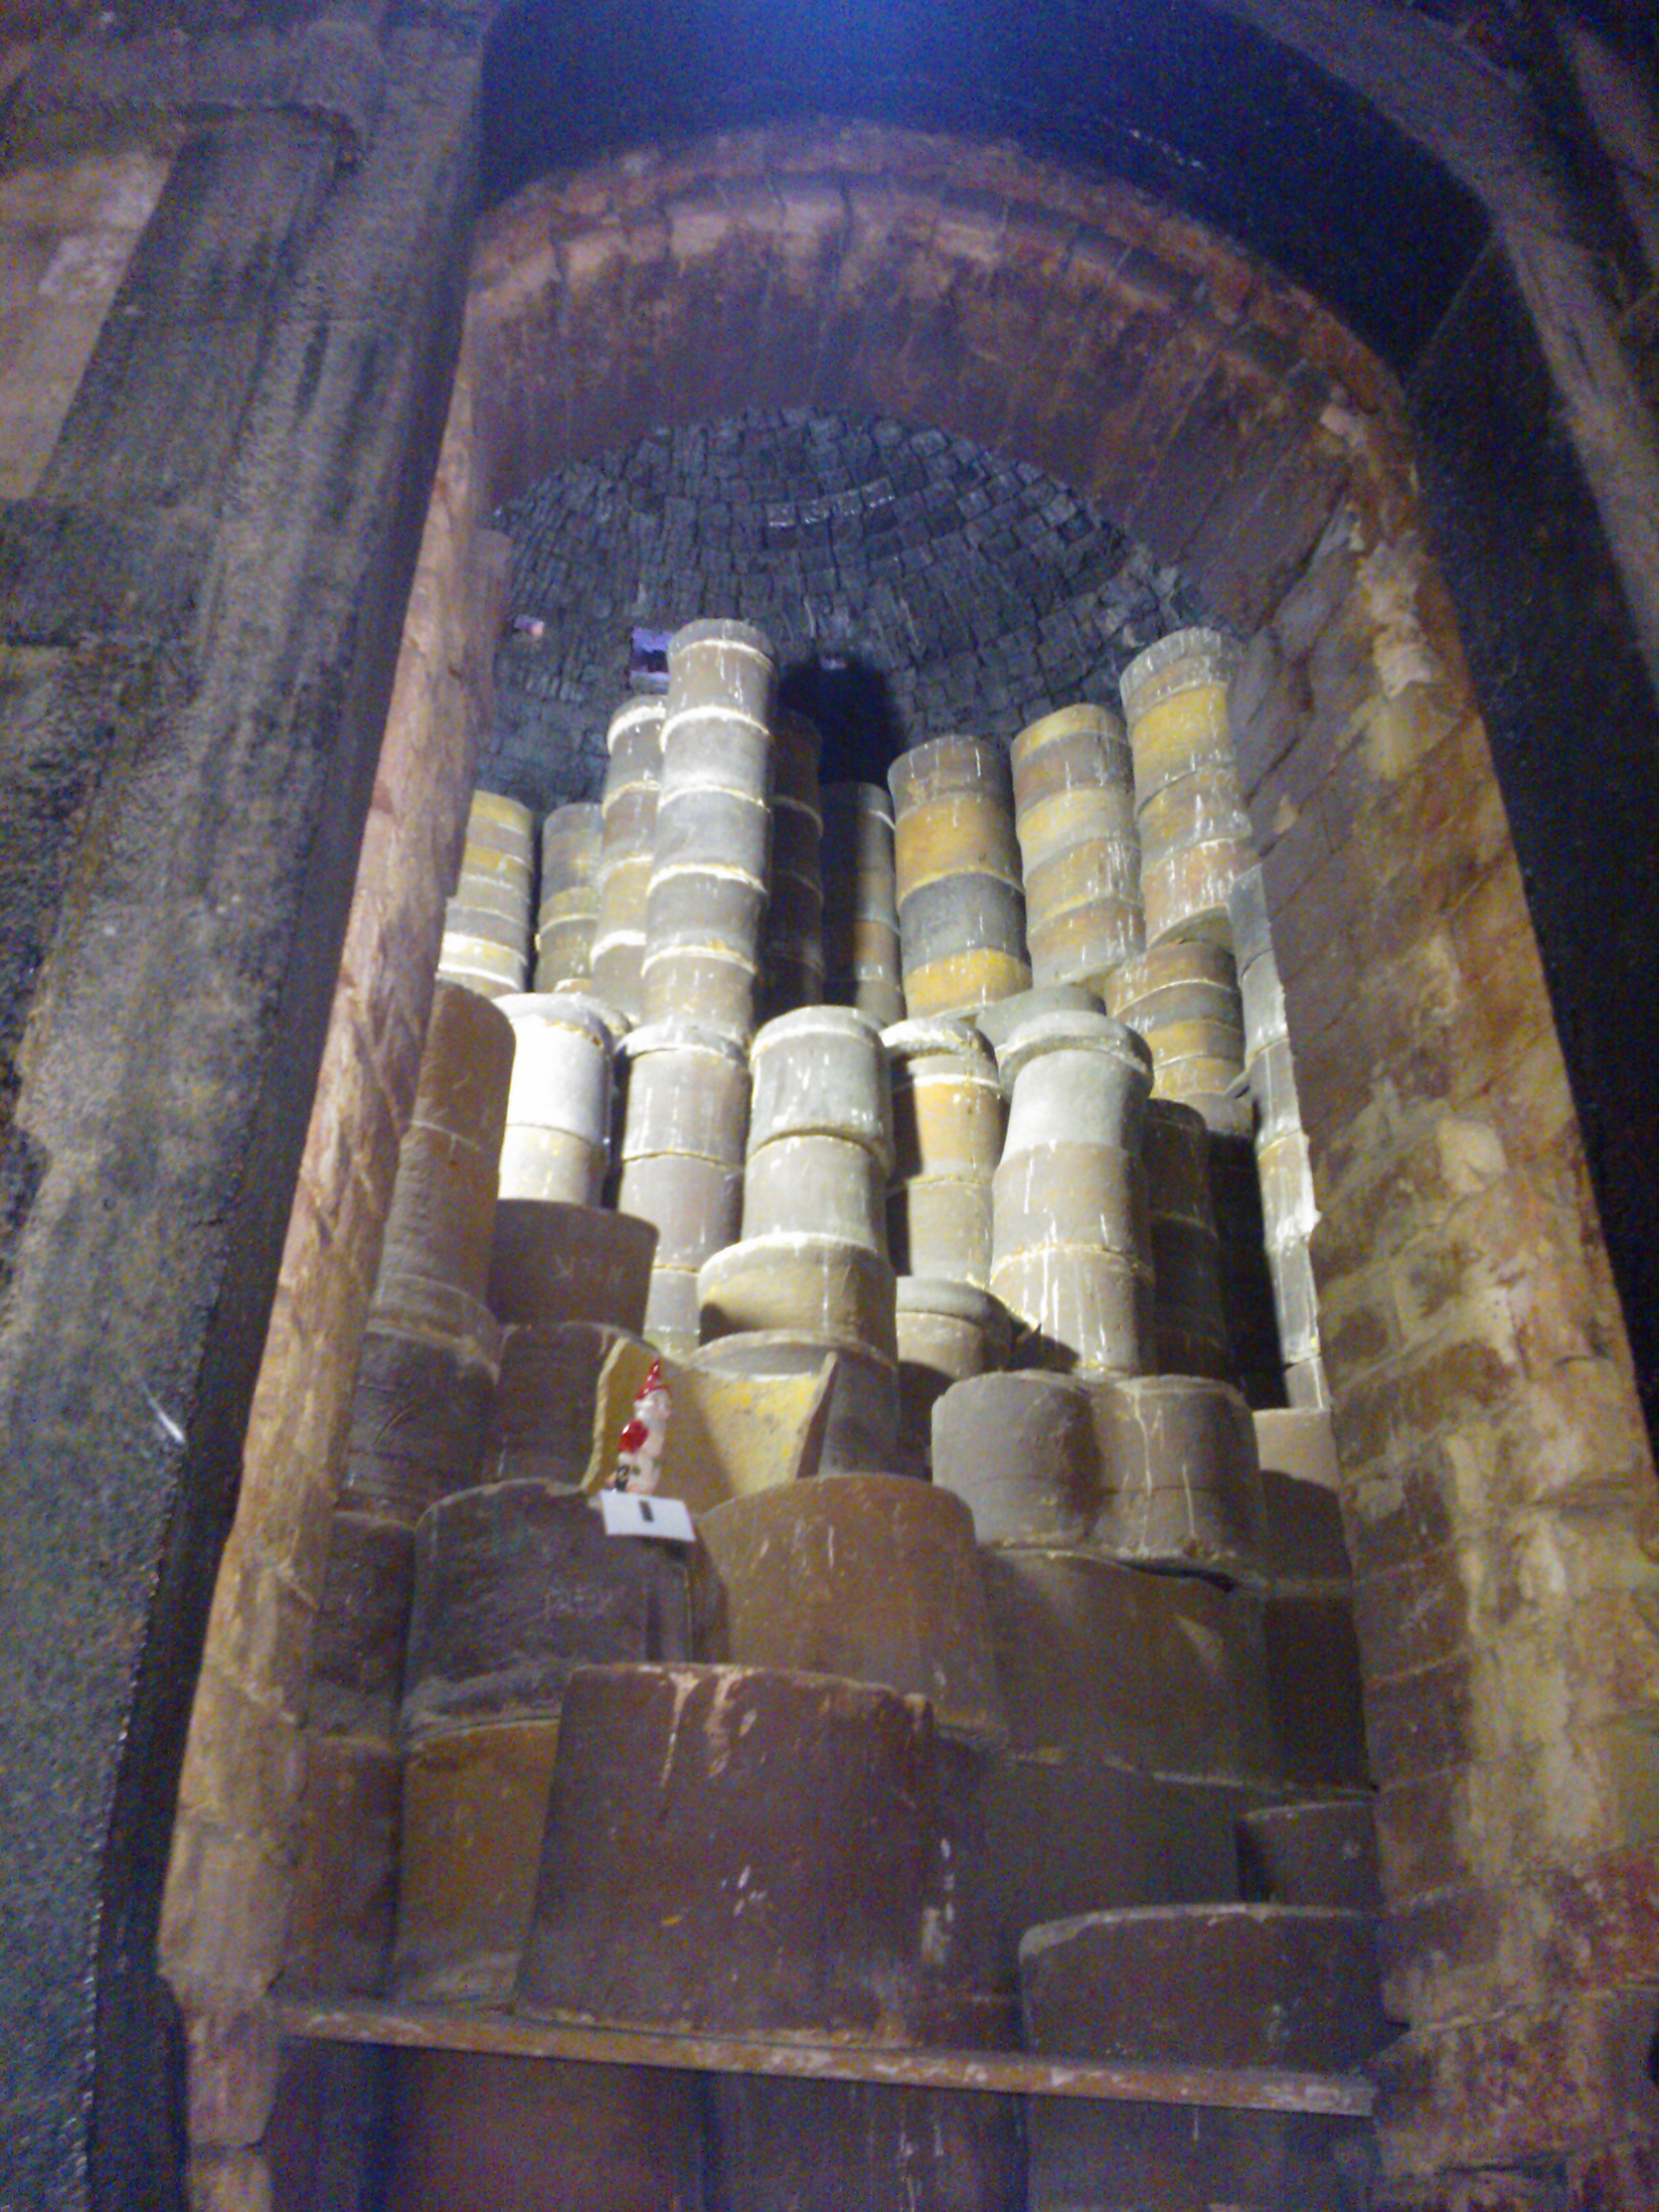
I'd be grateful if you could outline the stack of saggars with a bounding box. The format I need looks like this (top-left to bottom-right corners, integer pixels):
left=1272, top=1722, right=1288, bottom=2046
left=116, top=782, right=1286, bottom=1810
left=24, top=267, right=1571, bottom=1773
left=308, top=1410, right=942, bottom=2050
left=641, top=619, right=775, bottom=1040
left=694, top=1006, right=900, bottom=1475
left=289, top=982, right=514, bottom=1993
left=988, top=1006, right=1156, bottom=1380
left=495, top=993, right=617, bottom=1209
left=1017, top=1394, right=1376, bottom=2212
left=291, top=615, right=1378, bottom=2212
left=1231, top=866, right=1328, bottom=1409
left=688, top=1473, right=1020, bottom=2207
left=884, top=1016, right=1009, bottom=1473
left=1103, top=939, right=1248, bottom=1139
left=437, top=792, right=535, bottom=1000
left=392, top=1191, right=663, bottom=2007
left=590, top=695, right=663, bottom=1022
left=615, top=1019, right=749, bottom=1360
left=1012, top=703, right=1143, bottom=987
left=1120, top=626, right=1253, bottom=947
left=931, top=1343, right=1380, bottom=2212
left=821, top=779, right=904, bottom=1025
left=533, top=802, right=601, bottom=991
left=890, top=735, right=1029, bottom=1018
left=1102, top=942, right=1282, bottom=1405
left=1143, top=1097, right=1229, bottom=1382
left=388, top=1189, right=722, bottom=2211
left=758, top=708, right=825, bottom=1021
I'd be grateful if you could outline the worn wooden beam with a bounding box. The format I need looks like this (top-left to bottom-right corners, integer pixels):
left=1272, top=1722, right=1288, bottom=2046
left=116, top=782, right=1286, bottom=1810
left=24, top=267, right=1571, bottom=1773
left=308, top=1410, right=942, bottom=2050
left=270, top=1996, right=1376, bottom=2118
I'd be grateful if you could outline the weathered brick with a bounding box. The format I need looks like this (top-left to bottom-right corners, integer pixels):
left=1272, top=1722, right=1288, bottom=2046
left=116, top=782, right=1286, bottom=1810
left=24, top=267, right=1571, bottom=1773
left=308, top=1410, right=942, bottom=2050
left=1373, top=1990, right=1659, bottom=2174
left=188, top=2148, right=272, bottom=2212
left=1380, top=1879, right=1515, bottom=2028
left=199, top=1532, right=317, bottom=1726
left=1338, top=1449, right=1459, bottom=1580
left=1367, top=1654, right=1478, bottom=1785
left=174, top=1662, right=306, bottom=1852
left=1374, top=1769, right=1479, bottom=1906
left=1567, top=2135, right=1659, bottom=2212
left=159, top=1817, right=291, bottom=2003
left=1353, top=1541, right=1471, bottom=1680
left=185, top=2004, right=283, bottom=2152
left=1272, top=544, right=1358, bottom=661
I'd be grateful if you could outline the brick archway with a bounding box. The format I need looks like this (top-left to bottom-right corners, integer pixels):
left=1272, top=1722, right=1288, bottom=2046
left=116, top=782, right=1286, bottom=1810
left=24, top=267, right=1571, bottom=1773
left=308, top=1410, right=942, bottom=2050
left=457, top=127, right=1659, bottom=2197
left=468, top=126, right=1378, bottom=635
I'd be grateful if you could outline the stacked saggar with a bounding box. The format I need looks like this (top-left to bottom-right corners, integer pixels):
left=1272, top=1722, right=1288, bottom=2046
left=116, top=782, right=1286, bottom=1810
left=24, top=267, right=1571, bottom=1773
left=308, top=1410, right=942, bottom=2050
left=300, top=619, right=1368, bottom=2211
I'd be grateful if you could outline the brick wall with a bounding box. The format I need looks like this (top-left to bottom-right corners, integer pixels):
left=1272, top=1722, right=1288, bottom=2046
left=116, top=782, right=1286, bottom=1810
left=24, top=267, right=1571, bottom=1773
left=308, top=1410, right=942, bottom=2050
left=485, top=407, right=1211, bottom=809
left=467, top=125, right=1375, bottom=640
left=159, top=357, right=505, bottom=2192
left=0, top=141, right=171, bottom=500
left=1231, top=413, right=1659, bottom=2198
left=468, top=125, right=1658, bottom=2194
left=154, top=115, right=1656, bottom=2205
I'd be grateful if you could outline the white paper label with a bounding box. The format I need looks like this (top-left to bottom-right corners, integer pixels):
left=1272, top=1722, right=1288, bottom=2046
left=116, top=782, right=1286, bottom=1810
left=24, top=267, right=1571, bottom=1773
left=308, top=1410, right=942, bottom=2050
left=596, top=1490, right=697, bottom=1544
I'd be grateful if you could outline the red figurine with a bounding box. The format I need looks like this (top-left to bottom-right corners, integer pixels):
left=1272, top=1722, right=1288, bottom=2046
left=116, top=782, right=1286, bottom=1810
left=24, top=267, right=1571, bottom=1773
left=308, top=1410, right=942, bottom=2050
left=610, top=1358, right=672, bottom=1494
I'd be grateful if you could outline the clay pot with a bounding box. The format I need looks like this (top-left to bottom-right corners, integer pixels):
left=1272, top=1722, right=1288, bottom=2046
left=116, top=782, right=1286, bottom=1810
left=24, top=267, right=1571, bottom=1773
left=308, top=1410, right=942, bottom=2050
left=930, top=1370, right=1101, bottom=1547
left=690, top=1330, right=900, bottom=1473
left=1237, top=1799, right=1380, bottom=1914
left=988, top=1246, right=1155, bottom=1376
left=598, top=783, right=659, bottom=869
left=699, top=1473, right=1007, bottom=1746
left=772, top=709, right=822, bottom=816
left=665, top=615, right=777, bottom=727
left=642, top=1263, right=701, bottom=1357
left=341, top=1300, right=498, bottom=1524
left=1119, top=626, right=1240, bottom=784
left=1094, top=1374, right=1263, bottom=1576
left=470, top=790, right=535, bottom=849
left=515, top=1662, right=947, bottom=2039
left=489, top=1319, right=646, bottom=1487
left=380, top=1124, right=500, bottom=1296
left=409, top=980, right=516, bottom=1152
left=497, top=1125, right=607, bottom=1208
left=749, top=1004, right=893, bottom=1168
left=743, top=1131, right=888, bottom=1252
left=899, top=872, right=1027, bottom=968
left=539, top=802, right=602, bottom=895
left=651, top=785, right=770, bottom=883
left=895, top=1278, right=1006, bottom=1472
left=310, top=1511, right=415, bottom=1737
left=645, top=863, right=769, bottom=954
left=697, top=1232, right=897, bottom=1358
left=616, top=1151, right=743, bottom=1271
left=895, top=790, right=1022, bottom=900
left=887, top=1174, right=993, bottom=1286
left=590, top=930, right=645, bottom=1022
left=1019, top=1900, right=1385, bottom=2070
left=487, top=1199, right=657, bottom=1332
left=639, top=943, right=759, bottom=1040
left=825, top=968, right=907, bottom=1027
left=888, top=734, right=1012, bottom=815
left=403, top=1481, right=721, bottom=1740
left=619, top=1020, right=750, bottom=1163
left=901, top=947, right=1030, bottom=1019
left=998, top=1014, right=1152, bottom=1156
left=991, top=1140, right=1149, bottom=1259
left=497, top=994, right=613, bottom=1147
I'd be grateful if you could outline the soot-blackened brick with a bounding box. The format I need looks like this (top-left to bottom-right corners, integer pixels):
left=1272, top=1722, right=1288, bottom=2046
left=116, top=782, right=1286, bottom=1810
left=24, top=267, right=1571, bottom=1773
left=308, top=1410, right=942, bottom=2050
left=483, top=405, right=1218, bottom=806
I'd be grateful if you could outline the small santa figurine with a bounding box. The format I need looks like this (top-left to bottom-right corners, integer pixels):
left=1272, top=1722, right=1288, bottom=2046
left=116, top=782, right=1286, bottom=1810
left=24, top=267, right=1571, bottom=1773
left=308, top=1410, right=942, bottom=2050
left=609, top=1358, right=671, bottom=1494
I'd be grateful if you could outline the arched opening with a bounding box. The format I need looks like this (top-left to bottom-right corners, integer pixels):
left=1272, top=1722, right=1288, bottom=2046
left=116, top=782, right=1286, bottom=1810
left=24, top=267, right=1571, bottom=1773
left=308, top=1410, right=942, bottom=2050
left=1, top=7, right=1655, bottom=2207
left=151, top=117, right=1658, bottom=2210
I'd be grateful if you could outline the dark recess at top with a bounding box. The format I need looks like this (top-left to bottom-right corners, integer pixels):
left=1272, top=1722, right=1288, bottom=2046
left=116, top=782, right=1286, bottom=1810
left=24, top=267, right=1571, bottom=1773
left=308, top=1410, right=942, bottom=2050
left=481, top=0, right=1490, bottom=375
